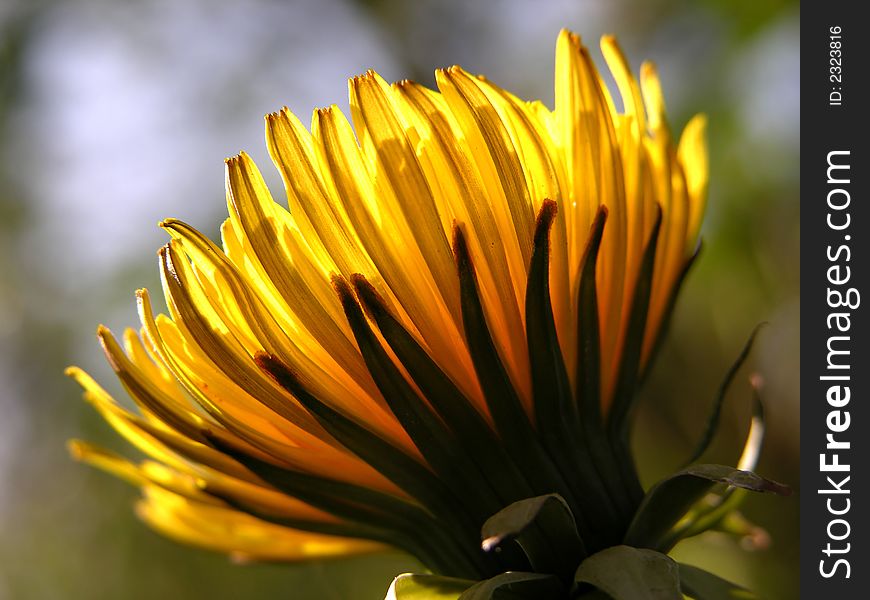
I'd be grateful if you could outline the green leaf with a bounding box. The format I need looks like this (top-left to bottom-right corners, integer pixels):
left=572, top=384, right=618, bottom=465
left=660, top=388, right=769, bottom=549
left=458, top=572, right=564, bottom=600
left=678, top=564, right=758, bottom=599
left=481, top=494, right=585, bottom=580
left=623, top=464, right=790, bottom=550
left=574, top=545, right=681, bottom=600
left=682, top=324, right=765, bottom=467
left=386, top=573, right=475, bottom=600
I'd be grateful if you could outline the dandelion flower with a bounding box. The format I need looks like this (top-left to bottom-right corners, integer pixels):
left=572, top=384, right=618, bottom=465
left=69, top=30, right=787, bottom=598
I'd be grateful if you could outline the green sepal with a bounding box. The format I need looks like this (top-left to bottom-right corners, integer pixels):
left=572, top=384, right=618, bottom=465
left=605, top=208, right=663, bottom=509
left=204, top=482, right=399, bottom=545
left=573, top=545, right=681, bottom=600
left=386, top=573, right=475, bottom=600
left=574, top=206, right=607, bottom=435
left=204, top=430, right=420, bottom=525
left=203, top=431, right=473, bottom=577
left=480, top=494, right=586, bottom=581
left=682, top=324, right=765, bottom=467
left=458, top=572, right=565, bottom=600
left=254, top=350, right=460, bottom=518
left=351, top=274, right=536, bottom=506
left=574, top=206, right=638, bottom=524
left=254, top=350, right=497, bottom=577
left=639, top=242, right=701, bottom=384
left=623, top=464, right=790, bottom=551
left=452, top=223, right=580, bottom=520
left=607, top=206, right=663, bottom=439
left=678, top=563, right=758, bottom=599
left=331, top=276, right=505, bottom=528
left=526, top=201, right=621, bottom=546
left=526, top=201, right=582, bottom=447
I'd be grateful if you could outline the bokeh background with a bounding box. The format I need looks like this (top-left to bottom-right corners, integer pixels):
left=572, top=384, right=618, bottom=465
left=0, top=0, right=799, bottom=598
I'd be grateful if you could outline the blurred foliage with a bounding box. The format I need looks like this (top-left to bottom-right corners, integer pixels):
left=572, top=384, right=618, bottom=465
left=0, top=0, right=798, bottom=598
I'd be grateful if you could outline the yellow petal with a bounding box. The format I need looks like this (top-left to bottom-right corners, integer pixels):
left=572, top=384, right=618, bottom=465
left=677, top=113, right=709, bottom=243
left=68, top=440, right=147, bottom=487
left=136, top=486, right=385, bottom=562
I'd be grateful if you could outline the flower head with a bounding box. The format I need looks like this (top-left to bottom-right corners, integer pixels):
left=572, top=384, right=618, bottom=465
left=67, top=30, right=786, bottom=597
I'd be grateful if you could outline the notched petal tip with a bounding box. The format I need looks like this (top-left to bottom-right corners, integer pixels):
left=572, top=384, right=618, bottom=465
left=438, top=65, right=466, bottom=83
left=264, top=107, right=289, bottom=123
left=348, top=69, right=376, bottom=89
left=223, top=151, right=251, bottom=167
left=558, top=28, right=583, bottom=49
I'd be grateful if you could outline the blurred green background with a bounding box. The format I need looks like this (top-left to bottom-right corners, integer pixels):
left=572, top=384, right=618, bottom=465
left=0, top=0, right=799, bottom=598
